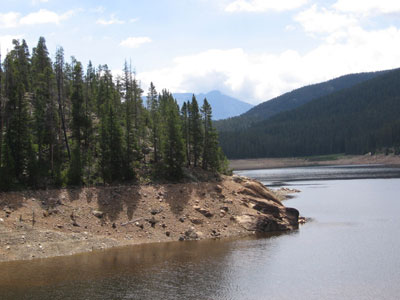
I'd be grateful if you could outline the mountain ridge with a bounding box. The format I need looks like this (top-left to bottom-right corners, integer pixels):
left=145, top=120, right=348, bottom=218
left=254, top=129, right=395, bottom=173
left=172, top=90, right=253, bottom=120
left=218, top=68, right=400, bottom=158
left=215, top=69, right=392, bottom=132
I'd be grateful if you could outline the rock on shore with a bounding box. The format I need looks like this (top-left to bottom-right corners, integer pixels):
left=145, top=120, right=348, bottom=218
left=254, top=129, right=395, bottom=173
left=0, top=175, right=299, bottom=262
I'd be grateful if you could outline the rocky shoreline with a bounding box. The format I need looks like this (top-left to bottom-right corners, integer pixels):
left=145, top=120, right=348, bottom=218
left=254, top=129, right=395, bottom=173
left=0, top=175, right=300, bottom=262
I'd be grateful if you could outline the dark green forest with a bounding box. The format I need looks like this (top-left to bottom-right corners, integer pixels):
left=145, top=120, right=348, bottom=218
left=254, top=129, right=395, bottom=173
left=0, top=37, right=228, bottom=191
left=219, top=68, right=400, bottom=158
left=215, top=69, right=389, bottom=132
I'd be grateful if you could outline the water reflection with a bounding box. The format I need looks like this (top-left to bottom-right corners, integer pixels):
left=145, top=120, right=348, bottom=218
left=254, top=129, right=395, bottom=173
left=0, top=235, right=286, bottom=300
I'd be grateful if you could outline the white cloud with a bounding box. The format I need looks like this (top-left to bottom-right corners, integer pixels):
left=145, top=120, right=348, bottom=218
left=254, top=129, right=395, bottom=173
left=0, top=35, right=24, bottom=55
left=295, top=5, right=358, bottom=34
left=120, top=37, right=152, bottom=48
left=0, top=9, right=74, bottom=28
left=20, top=9, right=74, bottom=25
left=225, top=0, right=308, bottom=12
left=31, top=0, right=49, bottom=4
left=0, top=12, right=21, bottom=28
left=96, top=14, right=125, bottom=25
left=333, top=0, right=400, bottom=16
left=285, top=24, right=296, bottom=31
left=92, top=6, right=105, bottom=14
left=137, top=24, right=400, bottom=104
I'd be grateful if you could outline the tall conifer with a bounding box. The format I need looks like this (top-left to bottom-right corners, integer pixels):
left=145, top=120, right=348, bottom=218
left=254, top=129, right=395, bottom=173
left=188, top=95, right=203, bottom=167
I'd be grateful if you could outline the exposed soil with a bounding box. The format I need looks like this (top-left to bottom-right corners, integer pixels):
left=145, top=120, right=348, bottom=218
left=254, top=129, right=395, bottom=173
left=229, top=154, right=400, bottom=170
left=0, top=175, right=300, bottom=262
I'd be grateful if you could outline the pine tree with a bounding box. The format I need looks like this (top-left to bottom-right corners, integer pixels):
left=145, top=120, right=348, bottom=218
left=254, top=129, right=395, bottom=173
left=0, top=36, right=230, bottom=190
left=122, top=61, right=138, bottom=180
left=82, top=60, right=96, bottom=184
left=161, top=93, right=185, bottom=179
left=0, top=50, right=4, bottom=167
left=2, top=40, right=36, bottom=187
left=68, top=59, right=85, bottom=185
left=32, top=37, right=61, bottom=184
left=55, top=47, right=71, bottom=161
left=181, top=101, right=190, bottom=166
left=188, top=95, right=203, bottom=167
left=98, top=67, right=124, bottom=183
left=147, top=82, right=161, bottom=163
left=201, top=98, right=220, bottom=171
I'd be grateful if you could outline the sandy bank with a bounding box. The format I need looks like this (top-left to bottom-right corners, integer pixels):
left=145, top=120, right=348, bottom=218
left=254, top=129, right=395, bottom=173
left=229, top=154, right=400, bottom=170
left=0, top=175, right=299, bottom=262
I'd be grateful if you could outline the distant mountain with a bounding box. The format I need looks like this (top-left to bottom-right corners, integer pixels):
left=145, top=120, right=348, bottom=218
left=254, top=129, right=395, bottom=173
left=172, top=90, right=253, bottom=120
left=215, top=70, right=389, bottom=132
left=219, top=68, right=400, bottom=159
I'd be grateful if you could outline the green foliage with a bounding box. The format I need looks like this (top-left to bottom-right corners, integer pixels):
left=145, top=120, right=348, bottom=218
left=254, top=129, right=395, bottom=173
left=161, top=93, right=185, bottom=179
left=67, top=60, right=85, bottom=185
left=2, top=39, right=36, bottom=186
left=201, top=98, right=220, bottom=171
left=0, top=37, right=229, bottom=191
left=219, top=68, right=400, bottom=159
left=215, top=69, right=391, bottom=133
left=188, top=95, right=203, bottom=167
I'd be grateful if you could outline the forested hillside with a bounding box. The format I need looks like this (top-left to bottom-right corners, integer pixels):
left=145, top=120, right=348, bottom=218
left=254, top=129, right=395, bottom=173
left=0, top=37, right=228, bottom=191
left=219, top=68, right=400, bottom=158
left=215, top=70, right=389, bottom=132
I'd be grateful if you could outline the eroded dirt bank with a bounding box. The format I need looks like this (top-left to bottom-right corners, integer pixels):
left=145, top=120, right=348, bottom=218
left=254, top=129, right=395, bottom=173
left=0, top=175, right=299, bottom=262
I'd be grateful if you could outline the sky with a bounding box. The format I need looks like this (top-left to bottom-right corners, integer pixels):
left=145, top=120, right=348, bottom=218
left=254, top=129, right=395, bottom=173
left=1, top=0, right=400, bottom=105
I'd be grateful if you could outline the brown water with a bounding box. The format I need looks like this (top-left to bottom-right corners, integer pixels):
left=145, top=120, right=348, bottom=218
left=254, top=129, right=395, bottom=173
left=1, top=166, right=400, bottom=300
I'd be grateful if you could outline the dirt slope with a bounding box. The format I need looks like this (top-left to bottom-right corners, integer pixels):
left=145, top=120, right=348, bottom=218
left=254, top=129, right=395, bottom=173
left=0, top=175, right=299, bottom=262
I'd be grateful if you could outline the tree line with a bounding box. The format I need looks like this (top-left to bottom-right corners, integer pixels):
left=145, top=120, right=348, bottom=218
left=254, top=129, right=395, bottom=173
left=0, top=37, right=229, bottom=191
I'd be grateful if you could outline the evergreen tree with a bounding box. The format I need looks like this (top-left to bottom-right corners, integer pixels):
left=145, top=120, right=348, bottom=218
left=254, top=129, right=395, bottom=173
left=147, top=82, right=160, bottom=163
left=161, top=93, right=185, bottom=179
left=0, top=36, right=230, bottom=190
left=181, top=101, right=190, bottom=166
left=201, top=98, right=220, bottom=171
left=32, top=37, right=61, bottom=184
left=98, top=67, right=124, bottom=183
left=55, top=47, right=71, bottom=161
left=68, top=60, right=85, bottom=185
left=122, top=61, right=138, bottom=180
left=188, top=95, right=203, bottom=167
left=82, top=60, right=96, bottom=184
left=2, top=40, right=36, bottom=187
left=0, top=50, right=4, bottom=167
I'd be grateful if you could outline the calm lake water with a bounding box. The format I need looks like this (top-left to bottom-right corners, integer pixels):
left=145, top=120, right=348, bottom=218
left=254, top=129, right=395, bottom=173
left=1, top=165, right=400, bottom=300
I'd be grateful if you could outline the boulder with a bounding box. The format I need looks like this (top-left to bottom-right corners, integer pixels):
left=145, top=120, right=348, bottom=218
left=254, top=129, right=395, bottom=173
left=184, top=227, right=199, bottom=240
left=147, top=217, right=158, bottom=227
left=190, top=218, right=203, bottom=225
left=194, top=206, right=213, bottom=218
left=235, top=210, right=299, bottom=232
left=92, top=210, right=104, bottom=218
left=215, top=185, right=223, bottom=193
left=239, top=181, right=281, bottom=204
left=284, top=207, right=300, bottom=227
left=150, top=208, right=163, bottom=215
left=232, top=175, right=244, bottom=183
left=243, top=181, right=281, bottom=203
left=249, top=198, right=281, bottom=217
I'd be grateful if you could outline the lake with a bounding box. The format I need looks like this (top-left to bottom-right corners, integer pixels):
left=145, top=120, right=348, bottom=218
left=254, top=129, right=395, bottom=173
left=1, top=165, right=400, bottom=299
